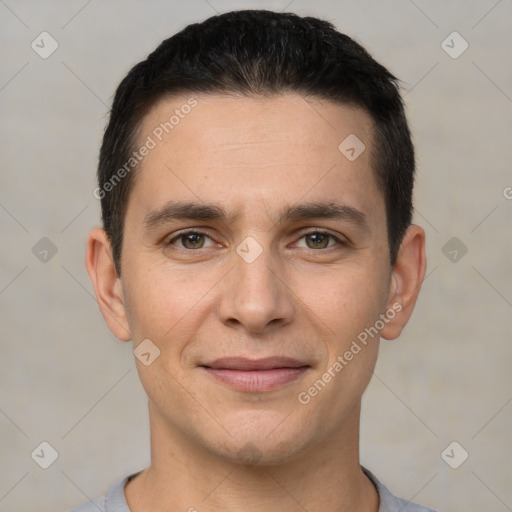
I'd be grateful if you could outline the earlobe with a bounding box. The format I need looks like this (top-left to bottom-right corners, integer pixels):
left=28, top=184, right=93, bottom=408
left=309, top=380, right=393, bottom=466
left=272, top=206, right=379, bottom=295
left=85, top=227, right=132, bottom=342
left=381, top=224, right=426, bottom=341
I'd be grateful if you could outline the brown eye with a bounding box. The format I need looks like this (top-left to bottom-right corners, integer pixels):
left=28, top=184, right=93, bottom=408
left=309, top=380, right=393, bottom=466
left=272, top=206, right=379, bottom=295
left=297, top=231, right=341, bottom=250
left=168, top=231, right=214, bottom=250
left=305, top=232, right=331, bottom=249
left=181, top=233, right=205, bottom=249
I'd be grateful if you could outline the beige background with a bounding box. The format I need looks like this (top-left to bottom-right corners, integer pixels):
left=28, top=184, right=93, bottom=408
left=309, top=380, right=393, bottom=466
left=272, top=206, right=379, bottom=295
left=1, top=1, right=511, bottom=511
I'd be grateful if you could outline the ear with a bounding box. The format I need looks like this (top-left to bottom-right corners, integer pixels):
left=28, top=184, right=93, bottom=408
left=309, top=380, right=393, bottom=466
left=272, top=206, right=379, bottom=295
left=381, top=224, right=426, bottom=340
left=85, top=227, right=131, bottom=342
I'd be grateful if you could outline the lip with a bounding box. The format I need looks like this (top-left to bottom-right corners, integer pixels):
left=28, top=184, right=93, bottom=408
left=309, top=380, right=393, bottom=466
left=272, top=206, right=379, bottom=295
left=200, top=357, right=310, bottom=392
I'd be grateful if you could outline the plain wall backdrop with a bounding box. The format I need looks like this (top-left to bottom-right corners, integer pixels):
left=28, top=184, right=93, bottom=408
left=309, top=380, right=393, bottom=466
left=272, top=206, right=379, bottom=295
left=1, top=1, right=511, bottom=511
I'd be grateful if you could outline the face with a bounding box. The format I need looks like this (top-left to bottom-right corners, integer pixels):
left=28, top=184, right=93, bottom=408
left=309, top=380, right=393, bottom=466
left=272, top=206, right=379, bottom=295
left=92, top=93, right=410, bottom=465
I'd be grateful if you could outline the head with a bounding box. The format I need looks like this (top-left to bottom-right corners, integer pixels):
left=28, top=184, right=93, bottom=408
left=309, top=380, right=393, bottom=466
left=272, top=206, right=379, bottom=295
left=87, top=10, right=425, bottom=467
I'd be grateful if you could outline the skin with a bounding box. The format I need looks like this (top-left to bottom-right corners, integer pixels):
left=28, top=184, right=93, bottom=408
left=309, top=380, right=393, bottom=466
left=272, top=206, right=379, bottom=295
left=86, top=93, right=426, bottom=512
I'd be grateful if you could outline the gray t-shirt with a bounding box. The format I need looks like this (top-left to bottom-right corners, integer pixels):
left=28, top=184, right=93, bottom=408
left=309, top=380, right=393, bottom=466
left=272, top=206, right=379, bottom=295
left=70, top=467, right=437, bottom=511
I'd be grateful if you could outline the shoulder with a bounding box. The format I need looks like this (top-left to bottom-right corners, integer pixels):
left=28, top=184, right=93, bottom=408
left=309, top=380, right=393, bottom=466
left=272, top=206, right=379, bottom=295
left=362, top=467, right=438, bottom=512
left=68, top=474, right=135, bottom=512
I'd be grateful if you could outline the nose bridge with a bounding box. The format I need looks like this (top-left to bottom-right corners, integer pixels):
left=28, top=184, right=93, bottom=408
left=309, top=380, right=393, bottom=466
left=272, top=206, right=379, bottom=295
left=236, top=235, right=276, bottom=292
left=234, top=233, right=280, bottom=307
left=218, top=233, right=293, bottom=332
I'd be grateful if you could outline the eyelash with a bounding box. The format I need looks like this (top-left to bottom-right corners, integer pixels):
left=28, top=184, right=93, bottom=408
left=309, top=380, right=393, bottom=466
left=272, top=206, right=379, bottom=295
left=166, top=229, right=345, bottom=252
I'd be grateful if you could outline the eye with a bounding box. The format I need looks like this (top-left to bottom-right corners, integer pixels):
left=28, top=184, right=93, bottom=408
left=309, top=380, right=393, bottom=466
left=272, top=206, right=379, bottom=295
left=295, top=231, right=343, bottom=250
left=167, top=230, right=216, bottom=250
left=166, top=229, right=345, bottom=252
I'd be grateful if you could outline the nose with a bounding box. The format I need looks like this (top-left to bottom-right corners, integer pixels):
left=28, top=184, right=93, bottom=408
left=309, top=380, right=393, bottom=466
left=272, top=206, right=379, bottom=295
left=216, top=237, right=295, bottom=334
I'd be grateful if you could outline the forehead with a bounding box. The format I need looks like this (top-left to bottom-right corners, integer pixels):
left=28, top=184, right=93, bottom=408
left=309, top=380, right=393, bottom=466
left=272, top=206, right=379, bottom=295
left=128, top=93, right=382, bottom=225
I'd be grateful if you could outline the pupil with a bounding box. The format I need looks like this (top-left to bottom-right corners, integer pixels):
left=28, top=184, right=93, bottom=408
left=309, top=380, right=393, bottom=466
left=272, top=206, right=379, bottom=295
left=186, top=233, right=203, bottom=248
left=309, top=233, right=327, bottom=248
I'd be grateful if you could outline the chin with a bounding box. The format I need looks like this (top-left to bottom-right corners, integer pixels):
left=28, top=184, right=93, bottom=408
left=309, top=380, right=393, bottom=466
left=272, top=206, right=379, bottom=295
left=215, top=437, right=310, bottom=468
left=203, top=411, right=315, bottom=467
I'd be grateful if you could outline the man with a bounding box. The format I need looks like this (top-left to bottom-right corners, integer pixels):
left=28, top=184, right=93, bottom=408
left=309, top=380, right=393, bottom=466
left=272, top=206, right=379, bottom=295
left=78, top=9, right=434, bottom=512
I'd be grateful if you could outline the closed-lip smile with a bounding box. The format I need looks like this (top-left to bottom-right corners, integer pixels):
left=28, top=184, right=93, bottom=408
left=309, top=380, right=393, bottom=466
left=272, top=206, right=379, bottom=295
left=200, top=357, right=310, bottom=392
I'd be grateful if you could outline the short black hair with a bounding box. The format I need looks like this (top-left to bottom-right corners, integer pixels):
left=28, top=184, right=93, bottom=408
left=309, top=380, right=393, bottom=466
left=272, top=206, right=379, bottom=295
left=97, top=9, right=415, bottom=276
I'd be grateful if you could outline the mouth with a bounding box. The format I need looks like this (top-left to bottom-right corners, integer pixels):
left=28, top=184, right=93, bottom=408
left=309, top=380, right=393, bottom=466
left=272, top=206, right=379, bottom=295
left=200, top=357, right=311, bottom=392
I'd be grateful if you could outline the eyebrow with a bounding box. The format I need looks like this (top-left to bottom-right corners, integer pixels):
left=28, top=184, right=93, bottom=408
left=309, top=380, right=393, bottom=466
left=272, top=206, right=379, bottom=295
left=142, top=200, right=370, bottom=232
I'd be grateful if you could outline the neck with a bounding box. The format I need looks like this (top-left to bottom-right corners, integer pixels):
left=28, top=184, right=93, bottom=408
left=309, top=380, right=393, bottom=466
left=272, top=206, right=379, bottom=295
left=125, top=401, right=378, bottom=512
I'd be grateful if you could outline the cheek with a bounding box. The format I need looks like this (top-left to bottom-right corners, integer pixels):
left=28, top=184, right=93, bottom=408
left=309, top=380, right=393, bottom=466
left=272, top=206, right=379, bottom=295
left=299, top=264, right=388, bottom=339
left=292, top=266, right=385, bottom=431
left=303, top=265, right=387, bottom=392
left=123, top=266, right=213, bottom=400
left=122, top=260, right=220, bottom=350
